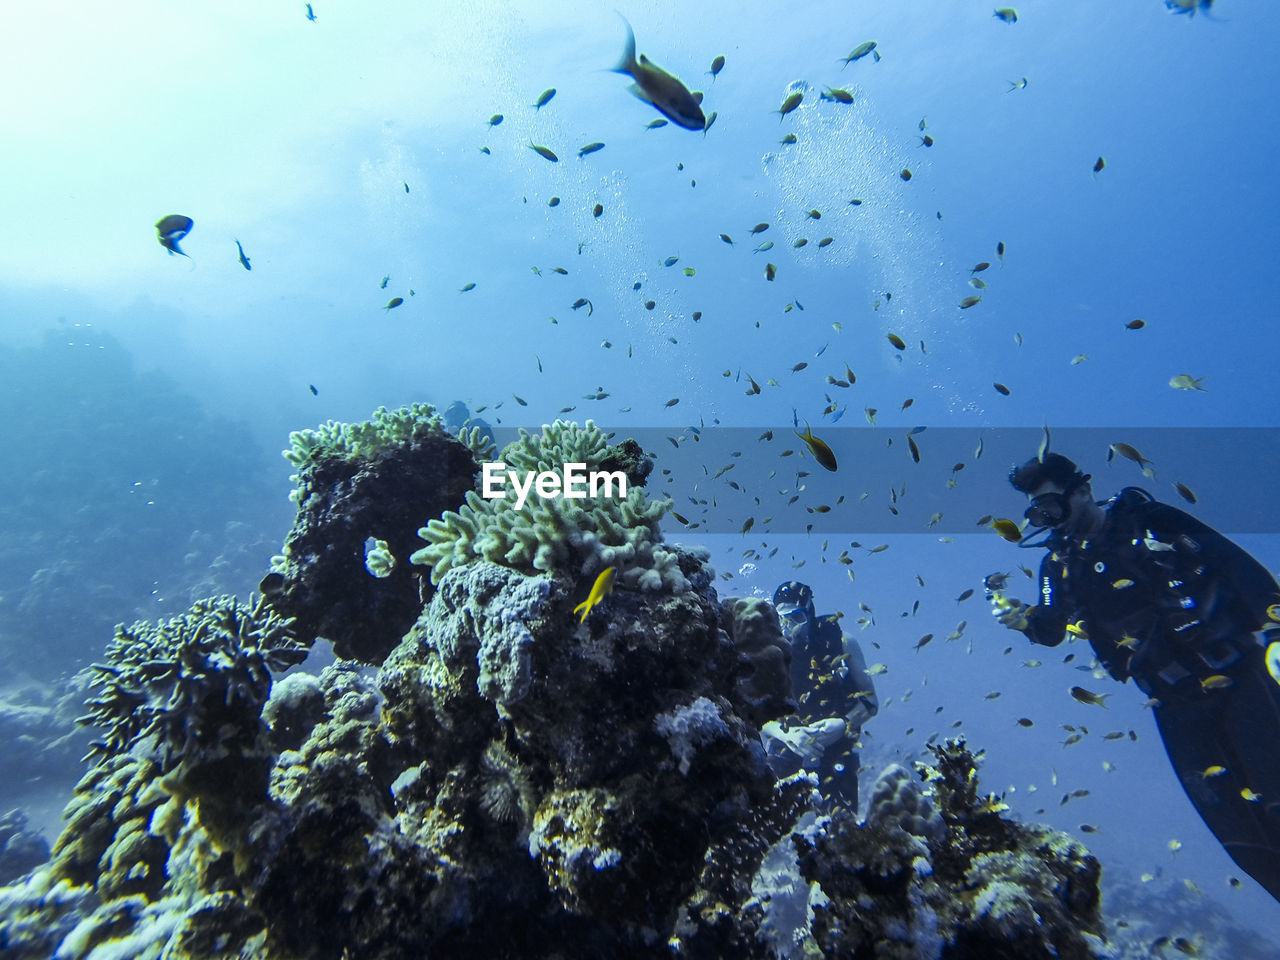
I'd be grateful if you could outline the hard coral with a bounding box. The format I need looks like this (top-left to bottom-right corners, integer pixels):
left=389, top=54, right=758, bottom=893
left=274, top=402, right=480, bottom=662
left=79, top=595, right=303, bottom=772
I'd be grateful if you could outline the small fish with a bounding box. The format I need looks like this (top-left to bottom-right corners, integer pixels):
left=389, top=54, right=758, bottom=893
left=900, top=168, right=913, bottom=181
left=818, top=237, right=833, bottom=248
left=308, top=384, right=318, bottom=395
left=305, top=3, right=317, bottom=22
left=959, top=296, right=982, bottom=309
left=795, top=420, right=838, bottom=472
left=383, top=297, right=404, bottom=311
left=1007, top=77, right=1029, bottom=92
left=380, top=275, right=390, bottom=288
left=578, top=141, right=605, bottom=157
left=779, top=133, right=798, bottom=145
left=1125, top=318, right=1146, bottom=330
left=754, top=241, right=774, bottom=254
left=776, top=91, right=804, bottom=121
left=646, top=118, right=669, bottom=129
left=994, top=382, right=1011, bottom=396
left=459, top=282, right=476, bottom=293
left=573, top=566, right=617, bottom=622
left=529, top=143, right=559, bottom=162
left=1173, top=482, right=1197, bottom=504
left=1170, top=374, right=1207, bottom=391
left=664, top=398, right=679, bottom=407
left=1241, top=787, right=1264, bottom=803
left=1201, top=674, right=1234, bottom=692
left=234, top=239, right=251, bottom=270
left=155, top=214, right=193, bottom=257
left=708, top=55, right=725, bottom=78
left=1065, top=620, right=1090, bottom=639
left=996, top=241, right=1005, bottom=261
left=571, top=297, right=593, bottom=315
left=991, top=519, right=1022, bottom=542
left=1071, top=686, right=1110, bottom=708
left=840, top=41, right=878, bottom=66
left=1110, top=442, right=1153, bottom=470
left=918, top=133, right=934, bottom=147
left=488, top=113, right=503, bottom=126
left=1093, top=156, right=1106, bottom=175
left=533, top=87, right=556, bottom=109
left=1071, top=354, right=1088, bottom=365
left=513, top=394, right=527, bottom=406
left=593, top=203, right=604, bottom=217
left=612, top=16, right=705, bottom=131
left=993, top=8, right=1018, bottom=23
left=820, top=87, right=854, bottom=104
left=765, top=263, right=776, bottom=281
left=887, top=333, right=906, bottom=350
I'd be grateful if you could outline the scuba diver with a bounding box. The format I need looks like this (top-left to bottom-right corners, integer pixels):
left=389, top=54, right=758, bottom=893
left=765, top=581, right=878, bottom=809
left=990, top=452, right=1280, bottom=903
left=441, top=400, right=495, bottom=449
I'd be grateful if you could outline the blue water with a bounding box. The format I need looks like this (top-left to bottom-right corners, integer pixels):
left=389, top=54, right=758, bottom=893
left=2, top=0, right=1278, bottom=942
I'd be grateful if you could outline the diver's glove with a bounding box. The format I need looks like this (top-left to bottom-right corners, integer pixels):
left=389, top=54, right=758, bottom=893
left=989, top=591, right=1030, bottom=631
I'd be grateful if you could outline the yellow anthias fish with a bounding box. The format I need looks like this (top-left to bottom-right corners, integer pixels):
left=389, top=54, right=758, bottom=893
left=612, top=16, right=705, bottom=131
left=574, top=566, right=617, bottom=623
left=795, top=420, right=838, bottom=472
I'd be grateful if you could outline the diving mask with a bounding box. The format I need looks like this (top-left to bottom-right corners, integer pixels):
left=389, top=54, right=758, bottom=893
left=1025, top=474, right=1090, bottom=529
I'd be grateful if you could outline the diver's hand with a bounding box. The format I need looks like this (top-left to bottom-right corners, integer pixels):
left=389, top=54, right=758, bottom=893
left=990, top=592, right=1030, bottom=631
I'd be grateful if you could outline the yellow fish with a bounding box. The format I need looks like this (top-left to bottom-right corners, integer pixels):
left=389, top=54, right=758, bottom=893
left=794, top=421, right=838, bottom=472
left=1065, top=620, right=1090, bottom=639
left=574, top=566, right=617, bottom=622
left=991, top=518, right=1022, bottom=543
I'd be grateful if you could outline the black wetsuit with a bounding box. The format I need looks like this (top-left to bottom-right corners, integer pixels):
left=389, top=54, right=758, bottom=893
left=771, top=583, right=876, bottom=809
left=1023, top=487, right=1280, bottom=902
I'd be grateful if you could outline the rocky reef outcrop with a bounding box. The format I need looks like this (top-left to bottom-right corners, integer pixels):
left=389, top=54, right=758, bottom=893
left=0, top=405, right=1113, bottom=960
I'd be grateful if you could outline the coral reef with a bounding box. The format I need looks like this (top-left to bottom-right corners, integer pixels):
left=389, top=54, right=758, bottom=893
left=272, top=403, right=480, bottom=662
left=412, top=420, right=679, bottom=591
left=795, top=742, right=1107, bottom=960
left=0, top=410, right=1137, bottom=959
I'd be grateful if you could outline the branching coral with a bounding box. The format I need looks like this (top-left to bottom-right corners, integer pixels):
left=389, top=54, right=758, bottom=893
left=78, top=595, right=303, bottom=771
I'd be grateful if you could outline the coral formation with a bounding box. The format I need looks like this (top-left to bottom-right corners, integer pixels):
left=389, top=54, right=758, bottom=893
left=795, top=742, right=1107, bottom=960
left=412, top=420, right=681, bottom=591
left=0, top=410, right=1137, bottom=959
left=273, top=403, right=479, bottom=662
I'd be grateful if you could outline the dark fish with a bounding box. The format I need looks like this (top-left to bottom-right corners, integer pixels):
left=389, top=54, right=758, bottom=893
left=383, top=297, right=404, bottom=311
left=708, top=55, right=725, bottom=78
left=308, top=384, right=318, bottom=395
left=155, top=214, right=193, bottom=257
left=533, top=88, right=556, bottom=110
left=612, top=16, right=705, bottom=131
left=305, top=3, right=317, bottom=22
left=235, top=239, right=251, bottom=270
left=529, top=143, right=559, bottom=162
left=578, top=141, right=605, bottom=157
